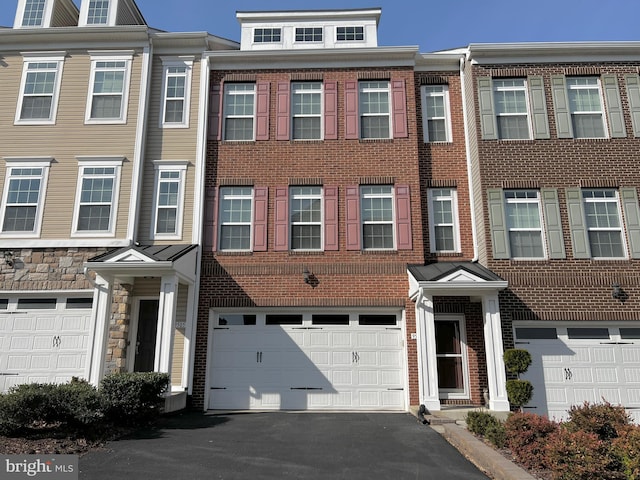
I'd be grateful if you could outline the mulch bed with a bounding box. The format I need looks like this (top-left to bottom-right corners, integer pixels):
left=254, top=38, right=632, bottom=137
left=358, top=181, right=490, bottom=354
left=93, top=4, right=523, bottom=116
left=0, top=434, right=103, bottom=455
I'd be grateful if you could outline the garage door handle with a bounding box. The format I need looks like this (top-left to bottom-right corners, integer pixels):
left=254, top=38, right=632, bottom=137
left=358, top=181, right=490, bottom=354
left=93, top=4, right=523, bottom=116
left=564, top=368, right=573, bottom=381
left=0, top=373, right=19, bottom=376
left=600, top=342, right=634, bottom=345
left=291, top=387, right=323, bottom=390
left=52, top=336, right=61, bottom=348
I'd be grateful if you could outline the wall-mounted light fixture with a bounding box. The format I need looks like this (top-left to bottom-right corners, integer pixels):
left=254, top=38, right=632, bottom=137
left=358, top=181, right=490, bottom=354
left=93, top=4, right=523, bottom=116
left=612, top=283, right=623, bottom=301
left=3, top=251, right=14, bottom=268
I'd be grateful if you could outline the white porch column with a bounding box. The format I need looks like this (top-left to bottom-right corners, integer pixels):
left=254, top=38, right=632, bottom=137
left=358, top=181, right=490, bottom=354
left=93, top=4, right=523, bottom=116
left=415, top=289, right=441, bottom=411
left=155, top=274, right=179, bottom=379
left=87, top=274, right=113, bottom=386
left=483, top=293, right=510, bottom=411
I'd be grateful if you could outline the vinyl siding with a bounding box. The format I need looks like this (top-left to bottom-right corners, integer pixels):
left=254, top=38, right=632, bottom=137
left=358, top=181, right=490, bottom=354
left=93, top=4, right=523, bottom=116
left=132, top=278, right=160, bottom=297
left=171, top=283, right=188, bottom=387
left=51, top=1, right=79, bottom=27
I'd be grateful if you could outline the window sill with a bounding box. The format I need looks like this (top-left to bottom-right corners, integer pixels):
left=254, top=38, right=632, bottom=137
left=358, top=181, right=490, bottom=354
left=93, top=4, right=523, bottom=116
left=288, top=250, right=325, bottom=256
left=358, top=138, right=394, bottom=144
left=215, top=251, right=253, bottom=256
left=220, top=140, right=256, bottom=145
left=85, top=119, right=128, bottom=125
left=360, top=249, right=398, bottom=255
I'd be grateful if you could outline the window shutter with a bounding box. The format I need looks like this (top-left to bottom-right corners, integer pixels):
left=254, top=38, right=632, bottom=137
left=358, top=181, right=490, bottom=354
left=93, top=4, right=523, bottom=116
left=209, top=82, right=223, bottom=140
left=395, top=184, right=412, bottom=250
left=276, top=81, right=290, bottom=141
left=620, top=187, right=640, bottom=259
left=541, top=188, right=566, bottom=259
left=274, top=187, right=289, bottom=251
left=487, top=189, right=509, bottom=259
left=253, top=187, right=268, bottom=251
left=344, top=80, right=359, bottom=140
left=602, top=75, right=627, bottom=138
left=391, top=78, right=408, bottom=138
left=324, top=185, right=339, bottom=250
left=345, top=185, right=361, bottom=250
left=255, top=81, right=270, bottom=141
left=528, top=76, right=550, bottom=139
left=204, top=187, right=217, bottom=251
left=324, top=80, right=338, bottom=140
left=625, top=75, right=640, bottom=137
left=565, top=188, right=590, bottom=258
left=477, top=77, right=498, bottom=140
left=551, top=76, right=574, bottom=138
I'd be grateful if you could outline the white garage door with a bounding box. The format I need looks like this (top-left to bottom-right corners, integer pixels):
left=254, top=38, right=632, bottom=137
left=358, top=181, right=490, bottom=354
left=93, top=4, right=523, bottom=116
left=208, top=312, right=406, bottom=410
left=0, top=296, right=93, bottom=393
left=515, top=324, right=640, bottom=423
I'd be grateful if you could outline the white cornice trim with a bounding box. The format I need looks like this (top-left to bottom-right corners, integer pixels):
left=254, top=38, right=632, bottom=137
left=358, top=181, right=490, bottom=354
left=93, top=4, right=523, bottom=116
left=0, top=239, right=130, bottom=248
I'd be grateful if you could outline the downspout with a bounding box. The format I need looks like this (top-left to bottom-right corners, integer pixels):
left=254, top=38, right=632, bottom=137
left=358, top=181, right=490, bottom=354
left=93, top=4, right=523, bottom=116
left=460, top=50, right=479, bottom=262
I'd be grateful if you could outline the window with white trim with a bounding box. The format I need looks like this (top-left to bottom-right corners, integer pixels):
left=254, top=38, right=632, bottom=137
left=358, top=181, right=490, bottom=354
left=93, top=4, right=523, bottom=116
left=151, top=162, right=187, bottom=239
left=253, top=28, right=281, bottom=43
left=428, top=188, right=459, bottom=253
left=505, top=190, right=545, bottom=258
left=86, top=0, right=110, bottom=25
left=16, top=55, right=64, bottom=124
left=21, top=0, right=46, bottom=27
left=0, top=159, right=51, bottom=237
left=292, top=82, right=322, bottom=140
left=336, top=26, right=364, bottom=41
left=359, top=81, right=391, bottom=139
left=290, top=186, right=322, bottom=250
left=86, top=55, right=132, bottom=123
left=421, top=85, right=451, bottom=142
left=582, top=189, right=625, bottom=258
left=223, top=83, right=255, bottom=141
left=567, top=77, right=606, bottom=138
left=72, top=160, right=122, bottom=236
left=493, top=79, right=531, bottom=140
left=160, top=58, right=192, bottom=127
left=219, top=187, right=253, bottom=251
left=361, top=185, right=394, bottom=249
left=295, top=27, right=323, bottom=43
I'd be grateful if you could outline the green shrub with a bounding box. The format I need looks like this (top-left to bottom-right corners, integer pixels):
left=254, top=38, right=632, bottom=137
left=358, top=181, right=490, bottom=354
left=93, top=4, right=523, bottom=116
left=505, top=412, right=558, bottom=470
left=466, top=411, right=500, bottom=436
left=565, top=401, right=631, bottom=441
left=503, top=349, right=532, bottom=376
left=506, top=379, right=534, bottom=410
left=485, top=420, right=507, bottom=449
left=612, top=425, right=640, bottom=480
left=53, top=379, right=103, bottom=429
left=100, top=372, right=169, bottom=426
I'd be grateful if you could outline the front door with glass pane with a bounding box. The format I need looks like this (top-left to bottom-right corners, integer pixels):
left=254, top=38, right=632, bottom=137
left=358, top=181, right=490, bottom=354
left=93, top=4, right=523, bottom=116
left=435, top=315, right=469, bottom=399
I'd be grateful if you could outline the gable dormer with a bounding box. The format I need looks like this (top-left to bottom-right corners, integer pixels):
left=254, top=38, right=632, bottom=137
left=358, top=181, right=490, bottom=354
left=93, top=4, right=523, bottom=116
left=13, top=0, right=78, bottom=29
left=237, top=8, right=382, bottom=51
left=78, top=0, right=146, bottom=27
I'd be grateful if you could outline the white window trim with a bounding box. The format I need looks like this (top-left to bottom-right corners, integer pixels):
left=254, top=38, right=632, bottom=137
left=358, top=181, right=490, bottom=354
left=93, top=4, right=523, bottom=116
left=436, top=314, right=471, bottom=401
left=71, top=156, right=123, bottom=238
left=79, top=0, right=117, bottom=27
left=567, top=77, right=609, bottom=139
left=85, top=52, right=133, bottom=125
left=359, top=81, right=392, bottom=140
left=252, top=27, right=282, bottom=45
left=218, top=186, right=254, bottom=252
left=14, top=0, right=55, bottom=28
left=0, top=157, right=53, bottom=239
left=421, top=85, right=452, bottom=143
left=159, top=57, right=193, bottom=129
left=428, top=188, right=460, bottom=254
left=505, top=190, right=547, bottom=260
left=222, top=83, right=256, bottom=142
left=582, top=189, right=628, bottom=260
left=289, top=186, right=324, bottom=251
left=335, top=25, right=366, bottom=43
left=150, top=160, right=188, bottom=240
left=291, top=81, right=324, bottom=141
left=493, top=78, right=533, bottom=140
left=15, top=52, right=66, bottom=126
left=361, top=185, right=396, bottom=251
left=294, top=27, right=324, bottom=44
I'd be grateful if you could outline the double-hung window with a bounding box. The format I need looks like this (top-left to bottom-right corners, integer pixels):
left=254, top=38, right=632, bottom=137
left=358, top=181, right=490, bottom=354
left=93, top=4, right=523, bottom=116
left=290, top=186, right=322, bottom=250
left=582, top=189, right=625, bottom=258
left=223, top=83, right=255, bottom=141
left=361, top=185, right=394, bottom=249
left=152, top=161, right=187, bottom=239
left=86, top=54, right=132, bottom=124
left=493, top=79, right=531, bottom=139
left=567, top=77, right=606, bottom=138
left=421, top=85, right=451, bottom=142
left=0, top=159, right=51, bottom=237
left=295, top=27, right=323, bottom=43
left=428, top=188, right=459, bottom=253
left=73, top=158, right=122, bottom=236
left=336, top=26, right=364, bottom=42
left=16, top=54, right=65, bottom=125
left=160, top=58, right=192, bottom=127
left=359, top=81, right=391, bottom=139
left=505, top=190, right=545, bottom=258
left=292, top=82, right=322, bottom=140
left=218, top=187, right=253, bottom=251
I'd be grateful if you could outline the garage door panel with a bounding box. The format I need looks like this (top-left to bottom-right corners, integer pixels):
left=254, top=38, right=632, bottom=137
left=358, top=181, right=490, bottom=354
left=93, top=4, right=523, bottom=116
left=543, top=367, right=565, bottom=383
left=594, top=368, right=618, bottom=383
left=330, top=331, right=352, bottom=347
left=356, top=332, right=377, bottom=347
left=35, top=316, right=57, bottom=331
left=622, top=348, right=640, bottom=363
left=308, top=331, right=330, bottom=347
left=332, top=370, right=353, bottom=386
left=308, top=391, right=333, bottom=408
left=544, top=387, right=568, bottom=404
left=628, top=390, right=640, bottom=405
left=379, top=332, right=402, bottom=347
left=570, top=347, right=591, bottom=363
left=593, top=348, right=616, bottom=363
left=624, top=369, right=640, bottom=383
left=8, top=355, right=32, bottom=370
left=331, top=351, right=351, bottom=366
left=572, top=388, right=596, bottom=404
left=308, top=350, right=330, bottom=366
left=380, top=370, right=402, bottom=386
left=29, top=355, right=51, bottom=369
left=598, top=389, right=622, bottom=405
left=358, top=370, right=379, bottom=386
left=9, top=336, right=33, bottom=350
left=380, top=350, right=402, bottom=367
left=571, top=368, right=593, bottom=383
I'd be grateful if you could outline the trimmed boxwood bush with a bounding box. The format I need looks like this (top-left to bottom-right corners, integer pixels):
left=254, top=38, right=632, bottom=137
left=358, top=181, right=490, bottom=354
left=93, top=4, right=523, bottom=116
left=503, top=349, right=532, bottom=376
left=505, top=412, right=558, bottom=470
left=465, top=411, right=506, bottom=448
left=506, top=379, right=534, bottom=411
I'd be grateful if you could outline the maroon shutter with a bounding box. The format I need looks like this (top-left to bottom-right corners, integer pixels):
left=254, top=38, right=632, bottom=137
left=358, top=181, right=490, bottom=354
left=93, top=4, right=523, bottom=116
left=274, top=187, right=289, bottom=251
left=204, top=187, right=218, bottom=251
left=324, top=185, right=339, bottom=250
left=255, top=81, right=270, bottom=141
left=253, top=187, right=268, bottom=251
left=209, top=82, right=223, bottom=140
left=344, top=80, right=359, bottom=140
left=391, top=78, right=408, bottom=138
left=324, top=80, right=338, bottom=140
left=395, top=184, right=412, bottom=250
left=345, top=185, right=361, bottom=250
left=276, top=81, right=290, bottom=141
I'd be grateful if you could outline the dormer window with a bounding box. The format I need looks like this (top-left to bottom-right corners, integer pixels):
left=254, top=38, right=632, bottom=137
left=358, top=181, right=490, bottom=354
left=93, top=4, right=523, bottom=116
left=87, top=0, right=110, bottom=25
left=337, top=26, right=364, bottom=42
left=254, top=28, right=281, bottom=43
left=295, top=27, right=323, bottom=43
left=22, top=0, right=46, bottom=27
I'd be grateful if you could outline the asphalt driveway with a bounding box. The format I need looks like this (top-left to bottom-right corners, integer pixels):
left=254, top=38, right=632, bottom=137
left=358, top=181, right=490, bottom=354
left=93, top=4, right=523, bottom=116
left=80, top=412, right=489, bottom=480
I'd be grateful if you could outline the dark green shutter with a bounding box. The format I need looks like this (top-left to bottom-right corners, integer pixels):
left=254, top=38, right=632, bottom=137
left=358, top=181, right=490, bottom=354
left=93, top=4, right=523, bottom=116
left=565, top=188, right=590, bottom=258
left=487, top=189, right=509, bottom=259
left=625, top=75, right=640, bottom=137
left=602, top=75, right=627, bottom=138
left=528, top=76, right=550, bottom=139
left=620, top=187, right=640, bottom=259
left=541, top=188, right=565, bottom=259
left=478, top=78, right=498, bottom=140
left=551, top=76, right=573, bottom=138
